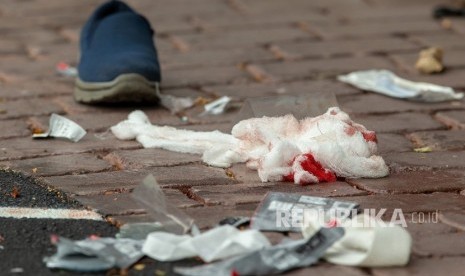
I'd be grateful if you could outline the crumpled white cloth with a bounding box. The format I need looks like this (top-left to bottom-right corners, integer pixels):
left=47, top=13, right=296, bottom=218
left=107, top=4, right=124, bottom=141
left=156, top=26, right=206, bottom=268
left=302, top=214, right=412, bottom=267
left=142, top=225, right=270, bottom=262
left=111, top=107, right=389, bottom=184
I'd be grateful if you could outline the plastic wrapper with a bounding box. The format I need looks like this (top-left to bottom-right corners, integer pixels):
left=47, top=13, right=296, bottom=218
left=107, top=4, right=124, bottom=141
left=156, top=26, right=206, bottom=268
left=174, top=227, right=345, bottom=276
left=132, top=174, right=194, bottom=235
left=142, top=225, right=270, bottom=262
left=44, top=236, right=144, bottom=272
left=33, top=113, right=86, bottom=142
left=111, top=107, right=388, bottom=185
left=156, top=90, right=195, bottom=114
left=338, top=70, right=464, bottom=102
left=116, top=222, right=163, bottom=240
left=251, top=192, right=359, bottom=232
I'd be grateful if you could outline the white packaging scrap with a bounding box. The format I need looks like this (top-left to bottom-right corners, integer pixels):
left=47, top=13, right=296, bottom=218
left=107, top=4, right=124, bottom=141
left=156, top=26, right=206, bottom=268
left=302, top=213, right=412, bottom=267
left=111, top=107, right=389, bottom=185
left=338, top=70, right=464, bottom=102
left=33, top=113, right=86, bottom=142
left=142, top=225, right=270, bottom=262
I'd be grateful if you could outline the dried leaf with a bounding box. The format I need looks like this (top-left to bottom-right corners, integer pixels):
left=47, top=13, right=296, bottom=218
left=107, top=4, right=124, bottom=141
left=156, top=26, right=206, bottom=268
left=225, top=168, right=236, bottom=179
left=133, top=264, right=145, bottom=271
left=414, top=146, right=433, bottom=153
left=11, top=187, right=20, bottom=198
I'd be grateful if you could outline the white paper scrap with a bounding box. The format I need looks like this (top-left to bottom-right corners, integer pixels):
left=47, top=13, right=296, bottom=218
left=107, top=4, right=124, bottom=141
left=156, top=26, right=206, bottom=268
left=202, top=96, right=231, bottom=115
left=33, top=113, right=86, bottom=142
left=302, top=213, right=412, bottom=267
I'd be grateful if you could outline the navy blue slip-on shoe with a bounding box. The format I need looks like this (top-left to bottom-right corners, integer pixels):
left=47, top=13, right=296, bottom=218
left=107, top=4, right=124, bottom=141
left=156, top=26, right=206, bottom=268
left=75, top=0, right=161, bottom=103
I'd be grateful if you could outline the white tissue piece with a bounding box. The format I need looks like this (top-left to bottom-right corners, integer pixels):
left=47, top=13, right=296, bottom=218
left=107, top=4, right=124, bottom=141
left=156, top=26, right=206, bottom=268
left=302, top=213, right=412, bottom=267
left=111, top=107, right=389, bottom=184
left=142, top=225, right=270, bottom=262
left=338, top=70, right=464, bottom=102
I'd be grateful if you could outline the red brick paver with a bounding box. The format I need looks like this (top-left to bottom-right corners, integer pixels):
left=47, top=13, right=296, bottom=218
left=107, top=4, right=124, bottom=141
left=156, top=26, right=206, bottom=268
left=1, top=0, right=465, bottom=274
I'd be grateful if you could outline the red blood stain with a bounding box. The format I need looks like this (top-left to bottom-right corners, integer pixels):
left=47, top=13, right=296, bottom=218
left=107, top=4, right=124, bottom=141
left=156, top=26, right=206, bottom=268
left=325, top=218, right=339, bottom=228
left=283, top=172, right=295, bottom=182
left=300, top=153, right=336, bottom=182
left=56, top=61, right=69, bottom=71
left=362, top=131, right=377, bottom=143
left=344, top=126, right=356, bottom=136
left=283, top=153, right=336, bottom=184
left=231, top=269, right=240, bottom=276
left=345, top=126, right=378, bottom=143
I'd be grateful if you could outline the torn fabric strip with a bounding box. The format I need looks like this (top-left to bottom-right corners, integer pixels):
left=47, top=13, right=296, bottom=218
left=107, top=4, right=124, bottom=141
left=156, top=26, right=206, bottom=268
left=111, top=107, right=389, bottom=184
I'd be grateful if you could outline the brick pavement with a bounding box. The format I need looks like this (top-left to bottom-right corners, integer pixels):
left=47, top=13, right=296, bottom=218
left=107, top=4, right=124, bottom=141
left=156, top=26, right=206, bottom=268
left=1, top=0, right=465, bottom=274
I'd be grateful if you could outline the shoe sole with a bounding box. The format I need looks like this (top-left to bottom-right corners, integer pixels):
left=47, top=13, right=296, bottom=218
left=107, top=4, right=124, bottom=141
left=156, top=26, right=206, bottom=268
left=74, top=73, right=159, bottom=104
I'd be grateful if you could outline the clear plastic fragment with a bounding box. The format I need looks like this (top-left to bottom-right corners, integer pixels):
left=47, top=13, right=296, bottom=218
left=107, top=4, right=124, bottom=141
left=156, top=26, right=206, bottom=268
left=131, top=174, right=194, bottom=235
left=44, top=236, right=144, bottom=272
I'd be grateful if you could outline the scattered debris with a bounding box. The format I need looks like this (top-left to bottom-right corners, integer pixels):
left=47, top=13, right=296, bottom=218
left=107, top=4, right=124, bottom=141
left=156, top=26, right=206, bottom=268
left=116, top=222, right=163, bottom=240
left=133, top=263, right=145, bottom=271
left=218, top=217, right=250, bottom=228
left=224, top=168, right=236, bottom=179
left=44, top=236, right=144, bottom=272
left=174, top=227, right=344, bottom=276
left=32, top=113, right=86, bottom=142
left=414, top=146, right=433, bottom=153
left=142, top=225, right=270, bottom=262
left=32, top=168, right=38, bottom=173
left=112, top=108, right=388, bottom=185
left=156, top=90, right=195, bottom=114
left=0, top=71, right=18, bottom=84
left=302, top=213, right=412, bottom=267
left=10, top=187, right=20, bottom=198
left=194, top=96, right=213, bottom=106
left=415, top=47, right=444, bottom=74
left=10, top=267, right=24, bottom=274
left=26, top=117, right=46, bottom=135
left=440, top=18, right=453, bottom=29
left=339, top=70, right=464, bottom=102
left=132, top=175, right=194, bottom=235
left=56, top=62, right=78, bottom=77
left=433, top=5, right=465, bottom=19
left=200, top=96, right=231, bottom=116
left=26, top=45, right=44, bottom=60
left=251, top=192, right=359, bottom=232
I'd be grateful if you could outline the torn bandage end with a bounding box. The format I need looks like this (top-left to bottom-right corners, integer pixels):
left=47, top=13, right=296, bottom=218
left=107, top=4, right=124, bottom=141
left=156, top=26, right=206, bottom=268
left=284, top=153, right=337, bottom=185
